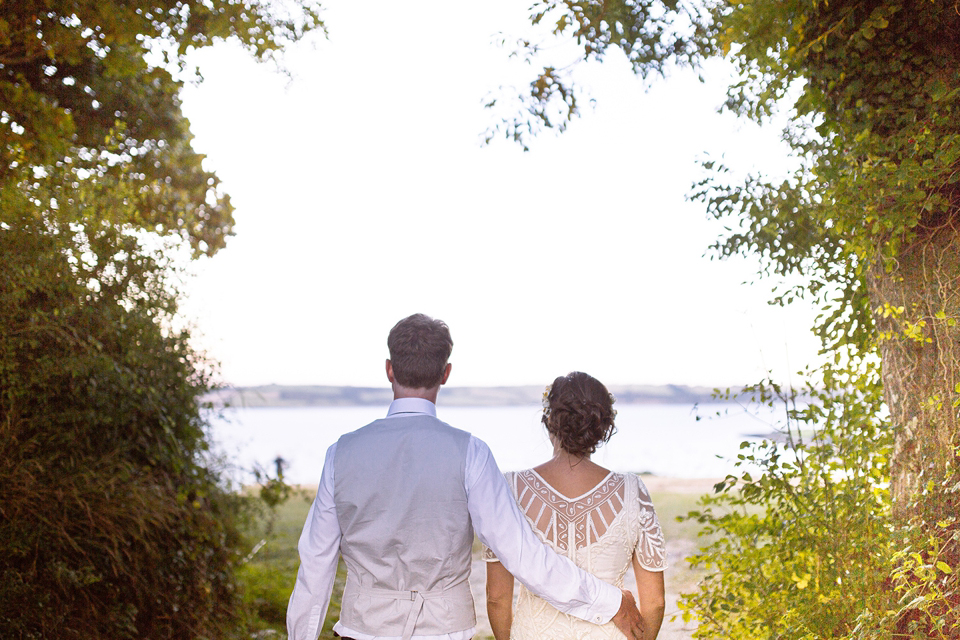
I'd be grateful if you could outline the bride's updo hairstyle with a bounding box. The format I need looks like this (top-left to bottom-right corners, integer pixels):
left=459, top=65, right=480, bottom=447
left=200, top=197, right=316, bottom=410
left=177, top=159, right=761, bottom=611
left=542, top=371, right=617, bottom=457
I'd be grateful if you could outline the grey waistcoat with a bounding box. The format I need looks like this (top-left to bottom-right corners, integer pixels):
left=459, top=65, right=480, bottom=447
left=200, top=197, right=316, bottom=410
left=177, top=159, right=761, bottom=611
left=334, top=414, right=476, bottom=639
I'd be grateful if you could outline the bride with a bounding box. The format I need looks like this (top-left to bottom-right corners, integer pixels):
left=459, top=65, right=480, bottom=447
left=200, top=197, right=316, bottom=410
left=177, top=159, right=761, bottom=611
left=483, top=372, right=666, bottom=640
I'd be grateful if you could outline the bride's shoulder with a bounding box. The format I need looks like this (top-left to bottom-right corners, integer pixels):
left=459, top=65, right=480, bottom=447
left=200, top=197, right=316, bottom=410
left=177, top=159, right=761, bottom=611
left=510, top=468, right=546, bottom=493
left=503, top=469, right=529, bottom=485
left=622, top=472, right=656, bottom=502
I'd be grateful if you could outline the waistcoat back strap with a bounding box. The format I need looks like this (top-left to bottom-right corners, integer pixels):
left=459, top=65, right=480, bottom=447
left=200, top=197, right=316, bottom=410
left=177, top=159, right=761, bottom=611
left=351, top=579, right=472, bottom=640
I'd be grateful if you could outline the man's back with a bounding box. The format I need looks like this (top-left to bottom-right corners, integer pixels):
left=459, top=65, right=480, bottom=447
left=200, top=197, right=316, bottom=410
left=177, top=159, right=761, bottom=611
left=334, top=414, right=477, bottom=637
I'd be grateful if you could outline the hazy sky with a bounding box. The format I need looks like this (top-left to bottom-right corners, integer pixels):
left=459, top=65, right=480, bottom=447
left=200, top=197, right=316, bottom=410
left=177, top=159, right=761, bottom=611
left=177, top=0, right=821, bottom=390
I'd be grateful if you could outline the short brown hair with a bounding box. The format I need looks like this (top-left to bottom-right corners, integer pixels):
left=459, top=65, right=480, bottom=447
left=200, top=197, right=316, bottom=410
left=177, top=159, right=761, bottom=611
left=542, top=372, right=616, bottom=457
left=387, top=314, right=453, bottom=389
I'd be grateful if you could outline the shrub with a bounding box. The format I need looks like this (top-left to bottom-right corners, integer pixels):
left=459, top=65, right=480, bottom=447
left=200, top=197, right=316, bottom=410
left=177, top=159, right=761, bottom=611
left=0, top=199, right=249, bottom=638
left=679, top=359, right=894, bottom=638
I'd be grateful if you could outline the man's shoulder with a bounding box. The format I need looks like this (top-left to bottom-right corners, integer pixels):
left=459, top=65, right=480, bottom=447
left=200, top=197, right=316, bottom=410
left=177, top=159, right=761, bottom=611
left=335, top=417, right=384, bottom=445
left=434, top=418, right=474, bottom=439
left=338, top=414, right=475, bottom=444
left=412, top=416, right=476, bottom=447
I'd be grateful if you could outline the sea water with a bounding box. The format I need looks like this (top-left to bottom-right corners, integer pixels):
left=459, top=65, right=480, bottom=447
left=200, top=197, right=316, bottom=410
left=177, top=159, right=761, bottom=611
left=206, top=402, right=784, bottom=486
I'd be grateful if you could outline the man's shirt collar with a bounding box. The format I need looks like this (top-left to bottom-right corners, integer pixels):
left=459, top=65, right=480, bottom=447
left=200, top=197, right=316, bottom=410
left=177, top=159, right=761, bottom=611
left=386, top=397, right=437, bottom=418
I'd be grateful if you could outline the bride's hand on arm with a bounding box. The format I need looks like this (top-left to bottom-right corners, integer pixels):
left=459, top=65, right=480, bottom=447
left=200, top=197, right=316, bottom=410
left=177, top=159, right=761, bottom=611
left=633, top=556, right=665, bottom=640
left=486, top=561, right=515, bottom=640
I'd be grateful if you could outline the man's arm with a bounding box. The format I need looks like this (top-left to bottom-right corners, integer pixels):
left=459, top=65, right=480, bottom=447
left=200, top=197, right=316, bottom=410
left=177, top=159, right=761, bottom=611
left=287, top=444, right=342, bottom=640
left=464, top=437, right=643, bottom=638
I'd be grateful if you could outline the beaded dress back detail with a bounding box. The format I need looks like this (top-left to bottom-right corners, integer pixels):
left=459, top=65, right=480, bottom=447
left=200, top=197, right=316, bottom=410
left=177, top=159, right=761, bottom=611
left=516, top=470, right=625, bottom=555
left=483, top=470, right=665, bottom=640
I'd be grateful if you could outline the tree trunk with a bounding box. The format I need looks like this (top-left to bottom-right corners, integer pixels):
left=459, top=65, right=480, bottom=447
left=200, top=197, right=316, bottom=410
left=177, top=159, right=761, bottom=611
left=868, top=215, right=960, bottom=520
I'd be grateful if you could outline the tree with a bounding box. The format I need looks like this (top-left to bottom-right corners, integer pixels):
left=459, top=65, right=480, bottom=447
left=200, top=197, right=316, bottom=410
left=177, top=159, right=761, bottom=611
left=695, top=3, right=960, bottom=633
left=1, top=1, right=323, bottom=636
left=497, top=0, right=960, bottom=519
left=2, top=0, right=323, bottom=255
left=700, top=0, right=960, bottom=518
left=0, top=172, right=248, bottom=637
left=489, top=0, right=960, bottom=635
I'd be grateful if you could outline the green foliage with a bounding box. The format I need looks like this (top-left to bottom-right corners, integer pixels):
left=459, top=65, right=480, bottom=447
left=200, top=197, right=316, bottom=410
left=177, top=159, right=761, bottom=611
left=483, top=0, right=709, bottom=150
left=0, top=1, right=325, bottom=636
left=493, top=1, right=960, bottom=636
left=496, top=1, right=960, bottom=354
left=0, top=184, right=251, bottom=637
left=1, top=0, right=324, bottom=256
left=866, top=456, right=960, bottom=639
left=699, top=0, right=960, bottom=353
left=687, top=5, right=960, bottom=632
left=231, top=490, right=347, bottom=638
left=679, top=358, right=893, bottom=638
left=238, top=562, right=295, bottom=630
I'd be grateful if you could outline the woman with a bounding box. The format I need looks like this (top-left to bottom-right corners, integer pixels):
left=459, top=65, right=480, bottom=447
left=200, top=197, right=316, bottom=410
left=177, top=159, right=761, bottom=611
left=484, top=372, right=666, bottom=640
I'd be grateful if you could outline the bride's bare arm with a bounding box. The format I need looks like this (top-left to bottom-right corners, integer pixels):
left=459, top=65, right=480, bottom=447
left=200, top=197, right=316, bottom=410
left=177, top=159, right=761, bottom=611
left=632, top=556, right=665, bottom=640
left=486, top=561, right=515, bottom=640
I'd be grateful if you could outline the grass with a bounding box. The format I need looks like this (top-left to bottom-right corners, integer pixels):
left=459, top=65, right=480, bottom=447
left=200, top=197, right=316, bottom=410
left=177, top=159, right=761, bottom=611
left=238, top=482, right=714, bottom=638
left=238, top=489, right=321, bottom=637
left=650, top=487, right=718, bottom=595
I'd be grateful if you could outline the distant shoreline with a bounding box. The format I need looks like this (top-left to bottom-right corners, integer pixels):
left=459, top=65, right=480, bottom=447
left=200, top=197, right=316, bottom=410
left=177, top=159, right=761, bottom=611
left=203, top=383, right=730, bottom=408
left=286, top=475, right=721, bottom=494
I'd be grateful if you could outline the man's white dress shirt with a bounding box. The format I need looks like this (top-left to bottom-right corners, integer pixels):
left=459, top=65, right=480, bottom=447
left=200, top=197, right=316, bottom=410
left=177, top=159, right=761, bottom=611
left=286, top=398, right=621, bottom=640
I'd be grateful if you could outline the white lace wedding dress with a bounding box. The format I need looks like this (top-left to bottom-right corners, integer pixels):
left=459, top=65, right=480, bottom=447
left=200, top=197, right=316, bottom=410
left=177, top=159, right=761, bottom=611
left=483, top=470, right=666, bottom=640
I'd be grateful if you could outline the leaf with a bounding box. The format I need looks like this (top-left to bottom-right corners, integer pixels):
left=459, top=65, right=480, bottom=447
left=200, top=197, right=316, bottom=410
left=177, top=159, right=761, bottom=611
left=930, top=79, right=950, bottom=102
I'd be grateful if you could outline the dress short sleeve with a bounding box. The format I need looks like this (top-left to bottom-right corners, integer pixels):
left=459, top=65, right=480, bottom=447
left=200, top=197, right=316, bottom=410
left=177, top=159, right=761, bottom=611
left=480, top=471, right=516, bottom=563
left=632, top=474, right=667, bottom=572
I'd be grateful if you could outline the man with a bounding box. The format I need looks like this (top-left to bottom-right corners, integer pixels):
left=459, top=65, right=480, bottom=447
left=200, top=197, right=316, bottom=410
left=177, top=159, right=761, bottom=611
left=287, top=314, right=644, bottom=640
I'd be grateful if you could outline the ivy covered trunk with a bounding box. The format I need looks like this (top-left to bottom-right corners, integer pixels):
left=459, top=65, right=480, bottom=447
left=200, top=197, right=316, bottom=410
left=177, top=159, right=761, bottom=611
left=869, top=216, right=960, bottom=520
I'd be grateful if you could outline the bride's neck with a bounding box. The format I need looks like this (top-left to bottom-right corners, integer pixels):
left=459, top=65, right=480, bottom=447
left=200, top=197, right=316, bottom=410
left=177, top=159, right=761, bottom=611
left=548, top=446, right=592, bottom=470
left=536, top=446, right=608, bottom=495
